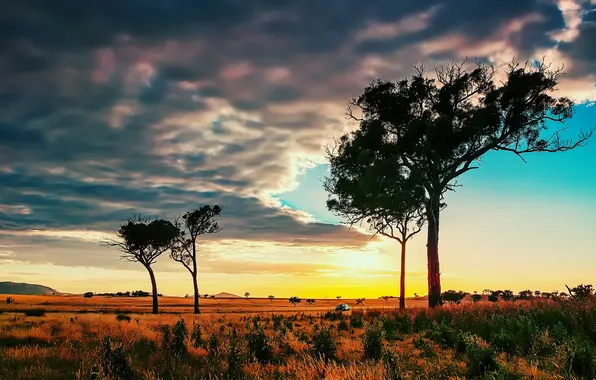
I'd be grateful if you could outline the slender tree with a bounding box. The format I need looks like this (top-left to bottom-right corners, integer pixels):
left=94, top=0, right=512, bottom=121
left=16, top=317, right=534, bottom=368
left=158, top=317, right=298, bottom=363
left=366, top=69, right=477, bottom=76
left=329, top=60, right=593, bottom=307
left=102, top=214, right=179, bottom=314
left=325, top=160, right=426, bottom=309
left=170, top=205, right=222, bottom=314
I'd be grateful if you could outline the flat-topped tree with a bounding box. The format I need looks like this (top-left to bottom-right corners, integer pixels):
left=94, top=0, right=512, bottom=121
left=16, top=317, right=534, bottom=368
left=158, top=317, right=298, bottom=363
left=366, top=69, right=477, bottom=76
left=325, top=146, right=428, bottom=309
left=332, top=59, right=593, bottom=307
left=170, top=205, right=222, bottom=314
left=102, top=214, right=179, bottom=314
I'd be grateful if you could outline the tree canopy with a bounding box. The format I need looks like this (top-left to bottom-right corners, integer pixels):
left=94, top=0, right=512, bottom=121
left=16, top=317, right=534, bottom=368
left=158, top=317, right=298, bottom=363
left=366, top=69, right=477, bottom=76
left=327, top=59, right=594, bottom=307
left=105, top=214, right=180, bottom=267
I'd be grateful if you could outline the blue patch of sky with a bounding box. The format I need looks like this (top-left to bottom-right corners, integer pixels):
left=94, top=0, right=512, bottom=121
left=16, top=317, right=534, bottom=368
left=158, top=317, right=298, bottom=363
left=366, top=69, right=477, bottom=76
left=275, top=103, right=595, bottom=223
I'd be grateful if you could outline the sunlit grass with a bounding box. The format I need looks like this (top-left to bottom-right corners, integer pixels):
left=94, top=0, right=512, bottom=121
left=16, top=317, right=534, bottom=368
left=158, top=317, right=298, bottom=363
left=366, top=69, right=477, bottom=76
left=0, top=297, right=594, bottom=379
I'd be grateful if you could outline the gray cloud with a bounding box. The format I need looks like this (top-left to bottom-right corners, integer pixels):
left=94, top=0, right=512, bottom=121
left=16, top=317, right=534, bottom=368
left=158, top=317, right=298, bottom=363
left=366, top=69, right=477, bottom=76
left=0, top=0, right=594, bottom=273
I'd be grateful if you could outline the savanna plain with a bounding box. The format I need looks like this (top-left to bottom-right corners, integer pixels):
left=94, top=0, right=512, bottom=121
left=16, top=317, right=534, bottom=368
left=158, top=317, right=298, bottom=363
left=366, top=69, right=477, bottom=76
left=1, top=291, right=595, bottom=380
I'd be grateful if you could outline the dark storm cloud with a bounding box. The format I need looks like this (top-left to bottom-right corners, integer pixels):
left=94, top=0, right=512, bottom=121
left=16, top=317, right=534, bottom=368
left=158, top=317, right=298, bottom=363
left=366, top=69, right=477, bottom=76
left=558, top=13, right=596, bottom=78
left=0, top=0, right=593, bottom=273
left=354, top=0, right=564, bottom=55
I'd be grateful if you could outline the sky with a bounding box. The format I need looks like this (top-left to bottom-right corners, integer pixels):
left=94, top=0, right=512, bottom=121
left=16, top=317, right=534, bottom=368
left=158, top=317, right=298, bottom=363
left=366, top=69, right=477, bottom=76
left=0, top=0, right=595, bottom=299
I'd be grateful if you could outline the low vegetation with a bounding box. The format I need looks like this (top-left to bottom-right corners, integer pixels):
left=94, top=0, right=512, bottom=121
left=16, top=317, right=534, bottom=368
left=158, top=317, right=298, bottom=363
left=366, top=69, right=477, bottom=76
left=0, top=290, right=594, bottom=379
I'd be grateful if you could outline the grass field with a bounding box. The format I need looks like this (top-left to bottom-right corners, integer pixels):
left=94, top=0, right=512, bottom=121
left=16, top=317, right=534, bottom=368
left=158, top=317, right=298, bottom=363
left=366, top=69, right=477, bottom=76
left=1, top=295, right=595, bottom=379
left=0, top=294, right=431, bottom=314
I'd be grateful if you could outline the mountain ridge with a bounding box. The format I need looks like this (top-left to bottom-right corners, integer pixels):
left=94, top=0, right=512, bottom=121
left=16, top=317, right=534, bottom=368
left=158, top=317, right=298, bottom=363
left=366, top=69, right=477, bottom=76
left=0, top=281, right=58, bottom=295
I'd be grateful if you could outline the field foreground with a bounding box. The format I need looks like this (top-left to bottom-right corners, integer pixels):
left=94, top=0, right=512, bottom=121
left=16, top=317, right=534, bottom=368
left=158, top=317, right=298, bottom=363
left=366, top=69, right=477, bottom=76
left=1, top=298, right=595, bottom=379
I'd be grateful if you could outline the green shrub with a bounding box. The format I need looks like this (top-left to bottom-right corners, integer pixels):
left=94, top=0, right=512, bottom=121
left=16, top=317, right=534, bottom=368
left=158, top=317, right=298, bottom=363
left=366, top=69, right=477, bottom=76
left=382, top=348, right=402, bottom=380
left=116, top=313, right=131, bottom=322
left=413, top=335, right=435, bottom=358
left=191, top=322, right=203, bottom=348
left=24, top=309, right=45, bottom=317
left=171, top=319, right=188, bottom=357
left=338, top=318, right=349, bottom=331
left=460, top=332, right=499, bottom=377
left=311, top=325, right=337, bottom=362
left=246, top=323, right=273, bottom=363
left=100, top=337, right=134, bottom=380
left=350, top=313, right=364, bottom=328
left=362, top=323, right=384, bottom=361
left=566, top=338, right=596, bottom=379
left=226, top=327, right=245, bottom=379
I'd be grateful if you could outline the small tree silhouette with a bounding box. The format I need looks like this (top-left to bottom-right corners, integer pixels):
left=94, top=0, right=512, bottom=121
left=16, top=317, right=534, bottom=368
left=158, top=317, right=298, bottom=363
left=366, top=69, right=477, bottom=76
left=289, top=296, right=301, bottom=309
left=565, top=284, right=594, bottom=300
left=336, top=296, right=341, bottom=301
left=102, top=214, right=179, bottom=314
left=170, top=205, right=222, bottom=314
left=501, top=290, right=515, bottom=302
left=244, top=292, right=250, bottom=299
left=517, top=290, right=533, bottom=300
left=441, top=290, right=467, bottom=305
left=268, top=295, right=275, bottom=303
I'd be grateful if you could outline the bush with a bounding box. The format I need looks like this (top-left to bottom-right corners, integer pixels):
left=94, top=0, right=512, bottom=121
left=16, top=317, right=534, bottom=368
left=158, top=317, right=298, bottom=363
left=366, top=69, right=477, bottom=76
left=381, top=316, right=399, bottom=341
left=460, top=332, right=499, bottom=377
left=362, top=323, right=385, bottom=361
left=337, top=318, right=349, bottom=331
left=24, top=309, right=45, bottom=317
left=427, top=320, right=460, bottom=348
left=191, top=322, right=203, bottom=348
left=566, top=338, right=596, bottom=379
left=171, top=319, right=189, bottom=357
left=83, top=292, right=93, bottom=298
left=226, top=327, right=245, bottom=379
left=413, top=335, right=435, bottom=358
left=100, top=337, right=133, bottom=380
left=246, top=323, right=273, bottom=363
left=441, top=290, right=468, bottom=304
left=349, top=313, right=364, bottom=328
left=311, top=325, right=337, bottom=362
left=471, top=294, right=482, bottom=303
left=208, top=332, right=221, bottom=356
left=382, top=348, right=401, bottom=380
left=272, top=314, right=284, bottom=330
left=116, top=313, right=131, bottom=322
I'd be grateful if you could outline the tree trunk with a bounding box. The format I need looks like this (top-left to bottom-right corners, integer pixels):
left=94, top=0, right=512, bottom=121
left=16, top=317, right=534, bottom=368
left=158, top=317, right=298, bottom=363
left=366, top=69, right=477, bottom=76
left=147, top=266, right=159, bottom=314
left=192, top=272, right=200, bottom=314
left=192, top=241, right=200, bottom=314
left=399, top=241, right=406, bottom=310
left=426, top=194, right=441, bottom=308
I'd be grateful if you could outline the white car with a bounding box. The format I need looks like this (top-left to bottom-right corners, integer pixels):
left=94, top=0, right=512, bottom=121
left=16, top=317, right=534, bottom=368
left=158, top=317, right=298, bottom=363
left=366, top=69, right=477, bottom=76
left=335, top=303, right=350, bottom=311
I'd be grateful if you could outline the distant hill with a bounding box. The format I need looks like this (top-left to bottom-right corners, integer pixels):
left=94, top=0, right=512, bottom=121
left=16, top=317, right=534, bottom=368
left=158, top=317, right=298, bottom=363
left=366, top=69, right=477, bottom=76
left=0, top=281, right=58, bottom=295
left=213, top=292, right=241, bottom=298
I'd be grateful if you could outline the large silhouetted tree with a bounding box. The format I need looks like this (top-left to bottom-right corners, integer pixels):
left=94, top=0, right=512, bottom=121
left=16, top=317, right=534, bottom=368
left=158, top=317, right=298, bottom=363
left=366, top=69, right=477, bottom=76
left=102, top=214, right=179, bottom=314
left=170, top=205, right=222, bottom=314
left=325, top=151, right=427, bottom=309
left=328, top=60, right=593, bottom=307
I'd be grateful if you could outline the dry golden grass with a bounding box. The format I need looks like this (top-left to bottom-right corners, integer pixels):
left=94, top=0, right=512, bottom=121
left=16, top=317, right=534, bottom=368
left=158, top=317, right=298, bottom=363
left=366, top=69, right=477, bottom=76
left=0, top=296, right=593, bottom=379
left=0, top=294, right=431, bottom=314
